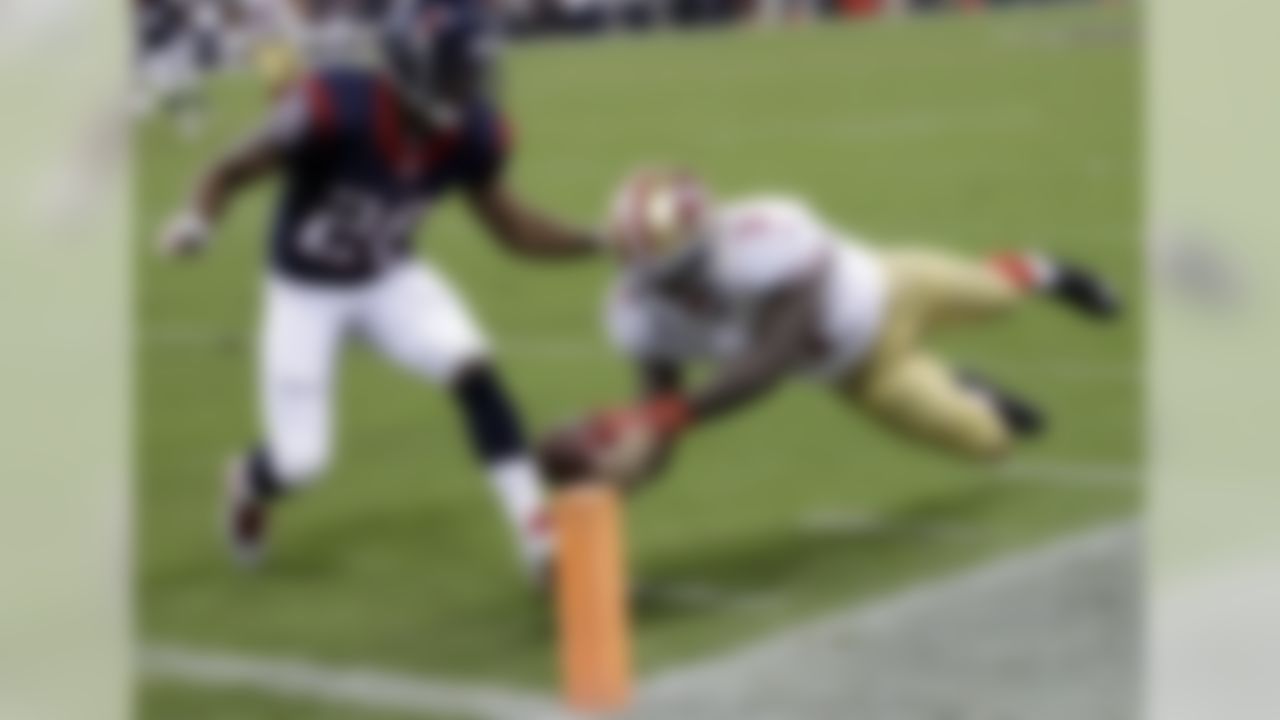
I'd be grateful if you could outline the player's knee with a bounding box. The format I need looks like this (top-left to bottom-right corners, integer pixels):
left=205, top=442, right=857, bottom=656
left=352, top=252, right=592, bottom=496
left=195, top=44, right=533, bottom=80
left=960, top=423, right=1015, bottom=463
left=438, top=350, right=492, bottom=387
left=271, top=440, right=330, bottom=487
left=400, top=336, right=490, bottom=386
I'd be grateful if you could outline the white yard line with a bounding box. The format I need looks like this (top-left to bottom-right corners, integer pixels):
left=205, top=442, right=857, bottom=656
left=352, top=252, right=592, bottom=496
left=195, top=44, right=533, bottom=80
left=146, top=327, right=1136, bottom=382
left=627, top=521, right=1139, bottom=720
left=704, top=105, right=1041, bottom=146
left=143, top=520, right=1137, bottom=720
left=143, top=644, right=569, bottom=720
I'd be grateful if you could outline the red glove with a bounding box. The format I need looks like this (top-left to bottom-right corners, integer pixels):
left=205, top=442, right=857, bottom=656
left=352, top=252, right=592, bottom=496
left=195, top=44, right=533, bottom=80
left=538, top=396, right=693, bottom=486
left=583, top=395, right=693, bottom=446
left=579, top=395, right=692, bottom=484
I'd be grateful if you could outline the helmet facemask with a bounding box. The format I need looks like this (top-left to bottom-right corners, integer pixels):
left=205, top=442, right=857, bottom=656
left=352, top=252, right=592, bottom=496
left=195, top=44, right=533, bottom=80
left=381, top=0, right=501, bottom=128
left=607, top=168, right=715, bottom=286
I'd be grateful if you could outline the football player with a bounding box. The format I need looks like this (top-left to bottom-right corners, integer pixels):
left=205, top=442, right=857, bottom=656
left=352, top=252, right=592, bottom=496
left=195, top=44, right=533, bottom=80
left=237, top=0, right=387, bottom=96
left=543, top=167, right=1121, bottom=486
left=134, top=0, right=207, bottom=138
left=157, top=0, right=600, bottom=578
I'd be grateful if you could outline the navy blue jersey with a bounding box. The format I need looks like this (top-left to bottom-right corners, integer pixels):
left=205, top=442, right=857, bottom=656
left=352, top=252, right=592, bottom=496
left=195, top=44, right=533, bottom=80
left=269, top=68, right=510, bottom=283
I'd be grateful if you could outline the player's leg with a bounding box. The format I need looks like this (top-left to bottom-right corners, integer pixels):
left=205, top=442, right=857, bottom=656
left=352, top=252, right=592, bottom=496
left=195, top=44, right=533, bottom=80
left=226, top=277, right=350, bottom=566
left=846, top=350, right=1040, bottom=461
left=954, top=368, right=1047, bottom=439
left=881, top=247, right=1021, bottom=330
left=988, top=250, right=1122, bottom=319
left=152, top=39, right=206, bottom=140
left=882, top=246, right=1120, bottom=331
left=357, top=262, right=553, bottom=579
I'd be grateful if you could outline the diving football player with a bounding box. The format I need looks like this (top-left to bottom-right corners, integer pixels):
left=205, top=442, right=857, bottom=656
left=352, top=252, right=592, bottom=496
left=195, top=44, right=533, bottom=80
left=546, top=168, right=1120, bottom=485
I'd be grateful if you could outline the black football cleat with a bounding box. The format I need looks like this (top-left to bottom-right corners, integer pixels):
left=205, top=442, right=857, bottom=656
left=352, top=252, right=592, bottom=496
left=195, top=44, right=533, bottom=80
left=222, top=455, right=270, bottom=569
left=1050, top=262, right=1122, bottom=320
left=958, top=370, right=1048, bottom=439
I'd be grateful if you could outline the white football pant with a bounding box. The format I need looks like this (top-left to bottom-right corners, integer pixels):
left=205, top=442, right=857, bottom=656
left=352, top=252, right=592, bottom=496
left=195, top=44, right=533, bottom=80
left=259, top=261, right=489, bottom=485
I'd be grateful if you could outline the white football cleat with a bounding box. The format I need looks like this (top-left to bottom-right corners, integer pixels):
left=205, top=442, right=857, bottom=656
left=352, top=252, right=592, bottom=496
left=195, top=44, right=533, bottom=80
left=518, top=509, right=558, bottom=593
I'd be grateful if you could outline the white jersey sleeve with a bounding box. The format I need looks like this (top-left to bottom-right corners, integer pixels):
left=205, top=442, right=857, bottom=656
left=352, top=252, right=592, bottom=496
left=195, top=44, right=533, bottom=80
left=708, top=197, right=831, bottom=300
left=604, top=278, right=717, bottom=362
left=606, top=278, right=695, bottom=363
left=605, top=279, right=656, bottom=359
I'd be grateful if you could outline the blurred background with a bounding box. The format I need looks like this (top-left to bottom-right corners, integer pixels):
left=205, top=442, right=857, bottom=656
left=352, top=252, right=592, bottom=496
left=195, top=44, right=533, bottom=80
left=134, top=1, right=1140, bottom=718
left=134, top=0, right=1113, bottom=134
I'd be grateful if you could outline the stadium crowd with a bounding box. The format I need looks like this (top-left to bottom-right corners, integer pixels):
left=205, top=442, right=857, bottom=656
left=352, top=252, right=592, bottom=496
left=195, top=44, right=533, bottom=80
left=133, top=0, right=1095, bottom=136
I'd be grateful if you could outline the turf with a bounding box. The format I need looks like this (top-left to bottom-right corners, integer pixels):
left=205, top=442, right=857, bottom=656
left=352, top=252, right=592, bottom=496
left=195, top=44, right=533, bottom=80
left=137, top=0, right=1139, bottom=709
left=141, top=681, right=460, bottom=720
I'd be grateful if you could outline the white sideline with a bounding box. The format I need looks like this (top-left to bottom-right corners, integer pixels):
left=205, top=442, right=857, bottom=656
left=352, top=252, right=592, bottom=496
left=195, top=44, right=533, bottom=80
left=142, top=645, right=567, bottom=720
left=627, top=521, right=1139, bottom=719
left=144, top=520, right=1137, bottom=720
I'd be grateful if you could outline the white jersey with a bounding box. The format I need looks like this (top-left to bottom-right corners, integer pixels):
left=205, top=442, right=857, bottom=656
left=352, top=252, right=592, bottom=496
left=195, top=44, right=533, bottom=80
left=606, top=196, right=889, bottom=381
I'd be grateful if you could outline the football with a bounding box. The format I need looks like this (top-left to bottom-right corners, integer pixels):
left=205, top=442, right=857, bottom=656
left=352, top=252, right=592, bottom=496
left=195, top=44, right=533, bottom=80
left=536, top=420, right=598, bottom=486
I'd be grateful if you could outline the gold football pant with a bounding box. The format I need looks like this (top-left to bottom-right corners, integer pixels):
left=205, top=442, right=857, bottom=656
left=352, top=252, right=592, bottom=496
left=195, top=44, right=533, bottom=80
left=842, top=247, right=1025, bottom=461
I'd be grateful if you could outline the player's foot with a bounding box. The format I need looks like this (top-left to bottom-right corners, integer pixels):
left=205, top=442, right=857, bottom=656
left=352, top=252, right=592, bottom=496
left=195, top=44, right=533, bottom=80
left=958, top=370, right=1047, bottom=439
left=1046, top=260, right=1122, bottom=320
left=222, top=455, right=270, bottom=569
left=518, top=508, right=558, bottom=594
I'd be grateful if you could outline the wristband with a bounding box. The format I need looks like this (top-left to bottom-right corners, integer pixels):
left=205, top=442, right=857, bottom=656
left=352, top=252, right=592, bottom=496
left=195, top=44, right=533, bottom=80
left=641, top=394, right=693, bottom=436
left=180, top=209, right=213, bottom=238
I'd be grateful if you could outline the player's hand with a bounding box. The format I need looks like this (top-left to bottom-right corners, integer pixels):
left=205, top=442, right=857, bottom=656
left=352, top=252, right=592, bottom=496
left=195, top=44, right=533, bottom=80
left=157, top=209, right=212, bottom=259
left=538, top=396, right=692, bottom=490
left=585, top=408, right=664, bottom=486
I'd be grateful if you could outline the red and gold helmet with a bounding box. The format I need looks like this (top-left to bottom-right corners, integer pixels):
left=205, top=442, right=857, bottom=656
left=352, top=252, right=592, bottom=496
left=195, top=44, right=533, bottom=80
left=605, top=167, right=714, bottom=279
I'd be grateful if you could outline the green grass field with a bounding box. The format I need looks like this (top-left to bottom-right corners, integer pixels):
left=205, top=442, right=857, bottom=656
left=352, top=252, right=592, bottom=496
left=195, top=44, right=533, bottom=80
left=142, top=682, right=458, bottom=720
left=138, top=4, right=1139, bottom=717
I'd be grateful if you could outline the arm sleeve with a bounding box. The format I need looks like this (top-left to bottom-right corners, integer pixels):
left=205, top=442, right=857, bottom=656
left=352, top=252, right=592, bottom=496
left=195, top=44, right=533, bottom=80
left=604, top=280, right=698, bottom=364
left=605, top=281, right=657, bottom=360
left=455, top=105, right=512, bottom=189
left=263, top=75, right=344, bottom=153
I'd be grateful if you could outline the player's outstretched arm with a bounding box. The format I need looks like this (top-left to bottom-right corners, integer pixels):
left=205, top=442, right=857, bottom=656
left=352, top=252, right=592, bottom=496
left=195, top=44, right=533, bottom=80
left=639, top=359, right=684, bottom=399
left=555, top=278, right=822, bottom=486
left=464, top=182, right=602, bottom=260
left=633, top=359, right=685, bottom=481
left=687, top=277, right=823, bottom=423
left=157, top=117, right=288, bottom=258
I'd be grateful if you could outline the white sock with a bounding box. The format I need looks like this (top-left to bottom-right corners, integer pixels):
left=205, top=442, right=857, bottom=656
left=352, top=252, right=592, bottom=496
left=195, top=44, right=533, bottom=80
left=488, top=457, right=554, bottom=565
left=1028, top=252, right=1062, bottom=290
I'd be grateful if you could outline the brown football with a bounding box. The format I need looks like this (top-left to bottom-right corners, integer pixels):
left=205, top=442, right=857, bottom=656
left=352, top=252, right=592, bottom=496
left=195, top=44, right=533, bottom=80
left=536, top=421, right=596, bottom=487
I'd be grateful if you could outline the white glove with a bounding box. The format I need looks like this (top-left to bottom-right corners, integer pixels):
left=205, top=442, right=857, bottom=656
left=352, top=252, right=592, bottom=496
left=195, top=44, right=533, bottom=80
left=157, top=209, right=212, bottom=258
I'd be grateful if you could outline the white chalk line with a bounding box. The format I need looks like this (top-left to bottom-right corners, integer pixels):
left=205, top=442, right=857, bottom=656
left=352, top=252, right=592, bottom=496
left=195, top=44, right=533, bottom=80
left=143, top=518, right=1137, bottom=720
left=704, top=105, right=1040, bottom=146
left=628, top=520, right=1139, bottom=719
left=145, top=327, right=1137, bottom=382
left=143, top=644, right=568, bottom=720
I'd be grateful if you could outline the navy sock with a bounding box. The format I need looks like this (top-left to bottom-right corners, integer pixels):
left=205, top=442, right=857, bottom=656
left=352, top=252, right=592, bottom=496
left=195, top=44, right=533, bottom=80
left=247, top=445, right=286, bottom=501
left=452, top=365, right=529, bottom=464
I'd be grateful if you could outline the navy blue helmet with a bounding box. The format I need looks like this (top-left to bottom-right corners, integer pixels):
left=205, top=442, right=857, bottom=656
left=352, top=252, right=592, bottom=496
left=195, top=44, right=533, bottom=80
left=380, top=0, right=502, bottom=127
